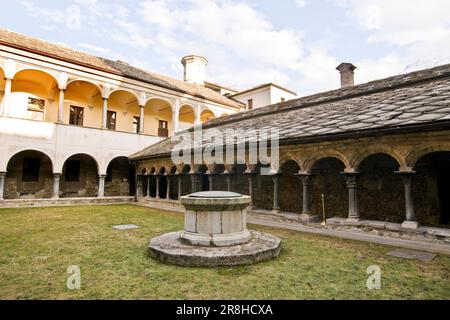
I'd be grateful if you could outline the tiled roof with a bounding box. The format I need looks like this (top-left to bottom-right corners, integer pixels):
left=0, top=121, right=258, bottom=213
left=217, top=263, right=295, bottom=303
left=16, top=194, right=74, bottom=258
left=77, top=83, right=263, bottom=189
left=0, top=29, right=243, bottom=109
left=130, top=63, right=450, bottom=160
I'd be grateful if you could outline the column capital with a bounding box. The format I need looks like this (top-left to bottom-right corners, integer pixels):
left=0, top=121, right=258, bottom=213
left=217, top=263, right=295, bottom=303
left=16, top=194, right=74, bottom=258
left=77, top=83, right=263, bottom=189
left=295, top=172, right=313, bottom=184
left=395, top=170, right=416, bottom=182
left=99, top=174, right=107, bottom=179
left=0, top=172, right=6, bottom=177
left=341, top=172, right=360, bottom=188
left=244, top=170, right=257, bottom=177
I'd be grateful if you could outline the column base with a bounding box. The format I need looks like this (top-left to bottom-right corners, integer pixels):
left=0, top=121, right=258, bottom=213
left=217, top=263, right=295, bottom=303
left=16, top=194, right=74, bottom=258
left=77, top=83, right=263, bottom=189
left=51, top=196, right=60, bottom=200
left=272, top=208, right=281, bottom=214
left=401, top=220, right=420, bottom=229
left=346, top=217, right=362, bottom=225
left=300, top=214, right=321, bottom=224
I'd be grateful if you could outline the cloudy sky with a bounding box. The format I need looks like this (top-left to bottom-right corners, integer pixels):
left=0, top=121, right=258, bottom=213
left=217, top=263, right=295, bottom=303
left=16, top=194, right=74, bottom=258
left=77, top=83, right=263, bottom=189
left=1, top=0, right=449, bottom=95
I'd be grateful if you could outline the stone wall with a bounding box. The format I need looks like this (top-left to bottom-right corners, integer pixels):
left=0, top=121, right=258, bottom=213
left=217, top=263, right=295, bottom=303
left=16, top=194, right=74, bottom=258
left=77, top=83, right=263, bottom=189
left=60, top=155, right=98, bottom=198
left=5, top=151, right=53, bottom=199
left=358, top=154, right=404, bottom=223
left=310, top=158, right=348, bottom=218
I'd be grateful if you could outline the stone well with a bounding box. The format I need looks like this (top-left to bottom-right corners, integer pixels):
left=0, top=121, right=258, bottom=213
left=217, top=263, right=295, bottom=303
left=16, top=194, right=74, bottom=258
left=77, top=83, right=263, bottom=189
left=149, top=191, right=282, bottom=267
left=181, top=191, right=252, bottom=247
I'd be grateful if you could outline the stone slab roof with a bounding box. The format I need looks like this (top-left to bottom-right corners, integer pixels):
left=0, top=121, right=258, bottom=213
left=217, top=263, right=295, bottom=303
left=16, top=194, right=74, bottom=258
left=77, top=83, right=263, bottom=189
left=0, top=29, right=242, bottom=109
left=130, top=63, right=450, bottom=160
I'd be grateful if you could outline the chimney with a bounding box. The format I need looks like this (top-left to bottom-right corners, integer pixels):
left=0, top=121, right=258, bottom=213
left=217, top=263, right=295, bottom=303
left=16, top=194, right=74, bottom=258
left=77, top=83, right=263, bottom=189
left=336, top=63, right=357, bottom=88
left=181, top=55, right=208, bottom=85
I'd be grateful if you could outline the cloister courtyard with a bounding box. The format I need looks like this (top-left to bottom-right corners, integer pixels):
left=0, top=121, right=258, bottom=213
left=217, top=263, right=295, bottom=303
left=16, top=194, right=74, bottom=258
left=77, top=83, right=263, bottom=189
left=0, top=204, right=448, bottom=300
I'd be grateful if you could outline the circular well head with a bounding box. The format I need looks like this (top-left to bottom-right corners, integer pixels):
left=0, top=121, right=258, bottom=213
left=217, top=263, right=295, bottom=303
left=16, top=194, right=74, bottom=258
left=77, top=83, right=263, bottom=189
left=188, top=191, right=242, bottom=199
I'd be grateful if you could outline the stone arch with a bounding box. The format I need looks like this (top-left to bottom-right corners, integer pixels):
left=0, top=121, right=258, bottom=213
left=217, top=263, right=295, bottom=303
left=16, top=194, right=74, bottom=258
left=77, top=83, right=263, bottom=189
left=13, top=67, right=59, bottom=85
left=413, top=151, right=450, bottom=226
left=4, top=150, right=54, bottom=199
left=230, top=163, right=248, bottom=194
left=196, top=164, right=209, bottom=191
left=67, top=78, right=103, bottom=94
left=200, top=108, right=216, bottom=123
left=10, top=68, right=59, bottom=121
left=407, top=144, right=450, bottom=169
left=144, top=96, right=175, bottom=110
left=60, top=153, right=99, bottom=198
left=279, top=154, right=303, bottom=172
left=105, top=156, right=134, bottom=196
left=65, top=79, right=103, bottom=128
left=351, top=148, right=405, bottom=170
left=358, top=153, right=404, bottom=222
left=310, top=157, right=348, bottom=218
left=108, top=88, right=141, bottom=105
left=158, top=167, right=168, bottom=198
left=179, top=104, right=196, bottom=130
left=144, top=98, right=175, bottom=137
left=279, top=160, right=302, bottom=213
left=60, top=153, right=100, bottom=174
left=304, top=151, right=351, bottom=172
left=3, top=148, right=55, bottom=173
left=179, top=164, right=192, bottom=196
left=108, top=89, right=140, bottom=133
left=167, top=165, right=178, bottom=200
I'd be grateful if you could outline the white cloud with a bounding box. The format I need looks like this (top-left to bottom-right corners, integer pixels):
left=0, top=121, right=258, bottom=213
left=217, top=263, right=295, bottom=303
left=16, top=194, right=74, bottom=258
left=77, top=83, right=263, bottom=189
left=295, top=0, right=307, bottom=8
left=333, top=0, right=450, bottom=85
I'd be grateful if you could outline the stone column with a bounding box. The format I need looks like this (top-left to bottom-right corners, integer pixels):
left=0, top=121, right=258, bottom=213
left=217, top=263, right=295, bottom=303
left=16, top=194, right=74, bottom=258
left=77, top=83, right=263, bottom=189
left=245, top=172, right=256, bottom=209
left=136, top=175, right=143, bottom=198
left=207, top=174, right=214, bottom=191
left=146, top=175, right=151, bottom=198
left=272, top=174, right=280, bottom=213
left=139, top=105, right=145, bottom=134
left=296, top=173, right=312, bottom=215
left=177, top=174, right=182, bottom=200
left=156, top=175, right=161, bottom=199
left=397, top=171, right=419, bottom=229
left=173, top=99, right=180, bottom=134
left=166, top=175, right=171, bottom=199
left=52, top=173, right=61, bottom=199
left=225, top=173, right=232, bottom=192
left=58, top=89, right=65, bottom=123
left=2, top=78, right=12, bottom=115
left=102, top=98, right=108, bottom=129
left=190, top=173, right=199, bottom=193
left=98, top=174, right=107, bottom=198
left=0, top=172, right=6, bottom=200
left=343, top=173, right=360, bottom=221
left=195, top=105, right=201, bottom=125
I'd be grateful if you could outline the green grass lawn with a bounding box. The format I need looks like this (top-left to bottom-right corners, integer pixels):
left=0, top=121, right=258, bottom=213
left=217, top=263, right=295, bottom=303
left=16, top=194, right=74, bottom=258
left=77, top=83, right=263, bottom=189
left=0, top=204, right=449, bottom=300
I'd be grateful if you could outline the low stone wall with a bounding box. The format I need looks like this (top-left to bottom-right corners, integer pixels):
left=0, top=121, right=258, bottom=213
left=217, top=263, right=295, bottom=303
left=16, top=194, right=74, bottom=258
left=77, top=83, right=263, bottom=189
left=245, top=210, right=450, bottom=245
left=0, top=196, right=135, bottom=208
left=326, top=217, right=450, bottom=244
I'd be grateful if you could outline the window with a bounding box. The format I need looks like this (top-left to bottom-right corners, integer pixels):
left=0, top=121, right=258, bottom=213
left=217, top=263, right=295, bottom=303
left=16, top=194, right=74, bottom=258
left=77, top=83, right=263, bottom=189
left=133, top=116, right=140, bottom=134
left=65, top=160, right=81, bottom=182
left=159, top=120, right=168, bottom=129
left=158, top=120, right=169, bottom=138
left=27, top=98, right=45, bottom=121
left=22, top=158, right=40, bottom=182
left=248, top=99, right=253, bottom=110
left=107, top=111, right=117, bottom=130
left=70, top=106, right=84, bottom=126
